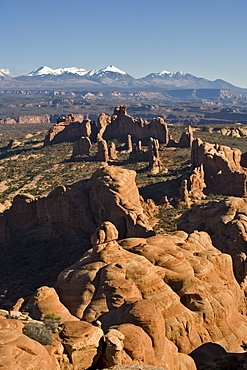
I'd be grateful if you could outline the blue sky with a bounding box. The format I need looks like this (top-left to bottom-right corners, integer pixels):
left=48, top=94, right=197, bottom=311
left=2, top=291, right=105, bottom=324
left=1, top=0, right=247, bottom=87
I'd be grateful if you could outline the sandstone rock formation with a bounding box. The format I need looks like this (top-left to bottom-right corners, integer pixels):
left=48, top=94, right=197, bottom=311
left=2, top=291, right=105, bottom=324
left=86, top=167, right=154, bottom=239
left=129, top=141, right=144, bottom=161
left=0, top=166, right=154, bottom=243
left=44, top=106, right=170, bottom=146
left=126, top=135, right=133, bottom=152
left=108, top=142, right=118, bottom=160
left=60, top=321, right=103, bottom=370
left=104, top=106, right=169, bottom=144
left=24, top=286, right=79, bottom=322
left=0, top=328, right=59, bottom=370
left=191, top=138, right=247, bottom=196
left=72, top=136, right=92, bottom=157
left=44, top=116, right=93, bottom=146
left=18, top=114, right=51, bottom=124
left=178, top=125, right=194, bottom=148
left=148, top=137, right=166, bottom=174
left=97, top=139, right=109, bottom=162
left=178, top=196, right=247, bottom=288
left=57, top=221, right=247, bottom=363
left=178, top=165, right=206, bottom=203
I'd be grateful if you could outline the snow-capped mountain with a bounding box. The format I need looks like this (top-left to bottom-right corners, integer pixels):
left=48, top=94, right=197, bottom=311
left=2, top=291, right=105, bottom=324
left=139, top=70, right=239, bottom=90
left=3, top=65, right=246, bottom=93
left=0, top=70, right=14, bottom=81
left=16, top=66, right=89, bottom=80
left=85, top=65, right=135, bottom=85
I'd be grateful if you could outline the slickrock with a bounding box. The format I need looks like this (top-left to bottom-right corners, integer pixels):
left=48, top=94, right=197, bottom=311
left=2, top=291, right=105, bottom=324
left=72, top=136, right=92, bottom=156
left=191, top=138, right=247, bottom=196
left=24, top=286, right=79, bottom=322
left=57, top=221, right=247, bottom=363
left=97, top=139, right=109, bottom=162
left=60, top=321, right=103, bottom=370
left=0, top=328, right=59, bottom=370
left=57, top=222, right=197, bottom=369
left=178, top=196, right=247, bottom=287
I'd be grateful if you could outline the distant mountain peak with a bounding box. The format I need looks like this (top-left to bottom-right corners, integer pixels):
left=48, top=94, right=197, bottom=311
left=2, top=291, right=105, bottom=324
left=26, top=66, right=88, bottom=77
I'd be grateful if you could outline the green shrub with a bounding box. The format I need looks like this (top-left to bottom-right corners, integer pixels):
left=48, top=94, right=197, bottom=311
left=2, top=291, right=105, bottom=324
left=43, top=312, right=61, bottom=333
left=23, top=322, right=53, bottom=345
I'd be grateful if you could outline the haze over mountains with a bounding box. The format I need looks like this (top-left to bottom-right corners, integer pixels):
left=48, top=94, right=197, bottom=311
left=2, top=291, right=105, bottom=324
left=1, top=64, right=246, bottom=93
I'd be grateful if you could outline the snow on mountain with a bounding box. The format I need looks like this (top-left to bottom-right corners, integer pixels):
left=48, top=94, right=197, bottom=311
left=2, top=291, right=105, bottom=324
left=0, top=70, right=14, bottom=81
left=87, top=65, right=127, bottom=76
left=26, top=66, right=88, bottom=77
left=85, top=65, right=134, bottom=85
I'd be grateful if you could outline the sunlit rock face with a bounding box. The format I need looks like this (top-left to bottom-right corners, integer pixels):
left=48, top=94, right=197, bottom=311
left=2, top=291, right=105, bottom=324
left=57, top=221, right=247, bottom=363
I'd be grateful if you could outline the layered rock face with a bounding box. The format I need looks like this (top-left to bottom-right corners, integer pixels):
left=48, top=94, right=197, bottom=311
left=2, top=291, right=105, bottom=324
left=0, top=166, right=155, bottom=303
left=44, top=116, right=93, bottom=146
left=178, top=196, right=247, bottom=287
left=57, top=221, right=247, bottom=364
left=191, top=138, right=247, bottom=196
left=44, top=106, right=169, bottom=146
left=1, top=166, right=153, bottom=243
left=18, top=114, right=51, bottom=124
left=103, top=106, right=169, bottom=144
left=86, top=167, right=154, bottom=239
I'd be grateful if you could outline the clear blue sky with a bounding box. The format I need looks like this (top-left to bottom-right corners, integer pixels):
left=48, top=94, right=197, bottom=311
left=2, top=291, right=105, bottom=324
left=1, top=0, right=247, bottom=87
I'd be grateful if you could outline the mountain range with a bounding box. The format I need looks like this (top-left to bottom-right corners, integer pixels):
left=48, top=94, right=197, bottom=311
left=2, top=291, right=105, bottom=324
left=0, top=64, right=246, bottom=93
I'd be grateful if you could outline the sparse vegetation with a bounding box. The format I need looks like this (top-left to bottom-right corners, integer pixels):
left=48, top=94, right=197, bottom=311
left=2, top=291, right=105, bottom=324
left=22, top=322, right=53, bottom=345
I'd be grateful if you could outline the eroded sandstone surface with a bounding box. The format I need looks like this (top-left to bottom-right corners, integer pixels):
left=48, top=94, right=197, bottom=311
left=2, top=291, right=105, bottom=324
left=57, top=221, right=247, bottom=364
left=178, top=196, right=247, bottom=287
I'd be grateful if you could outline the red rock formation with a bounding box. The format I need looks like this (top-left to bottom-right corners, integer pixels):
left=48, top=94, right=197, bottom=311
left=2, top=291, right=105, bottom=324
left=57, top=221, right=247, bottom=359
left=44, top=106, right=170, bottom=146
left=178, top=125, right=194, bottom=148
left=0, top=166, right=154, bottom=243
left=103, top=106, right=169, bottom=144
left=24, top=286, right=79, bottom=322
left=108, top=142, right=118, bottom=160
left=18, top=115, right=51, bottom=124
left=60, top=321, right=103, bottom=369
left=0, top=328, right=59, bottom=369
left=86, top=167, right=154, bottom=239
left=178, top=196, right=247, bottom=287
left=97, top=139, right=109, bottom=162
left=72, top=136, right=92, bottom=157
left=44, top=117, right=92, bottom=146
left=191, top=138, right=247, bottom=196
left=126, top=135, right=133, bottom=152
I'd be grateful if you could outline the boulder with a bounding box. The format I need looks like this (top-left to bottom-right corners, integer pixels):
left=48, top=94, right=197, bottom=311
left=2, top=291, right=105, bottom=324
left=60, top=321, right=103, bottom=370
